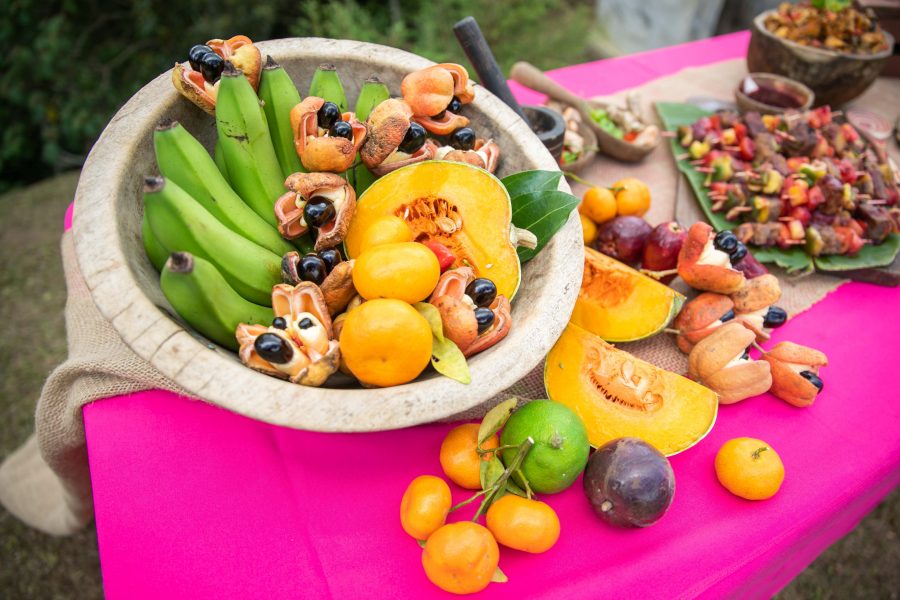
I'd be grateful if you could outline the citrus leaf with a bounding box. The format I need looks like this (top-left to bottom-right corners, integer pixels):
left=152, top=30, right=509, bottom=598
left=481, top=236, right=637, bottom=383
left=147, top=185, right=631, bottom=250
left=491, top=566, right=509, bottom=584
left=511, top=190, right=580, bottom=263
left=431, top=336, right=470, bottom=384
left=504, top=478, right=528, bottom=498
left=478, top=398, right=518, bottom=445
left=479, top=456, right=505, bottom=492
left=414, top=302, right=445, bottom=342
left=416, top=539, right=427, bottom=548
left=501, top=170, right=562, bottom=198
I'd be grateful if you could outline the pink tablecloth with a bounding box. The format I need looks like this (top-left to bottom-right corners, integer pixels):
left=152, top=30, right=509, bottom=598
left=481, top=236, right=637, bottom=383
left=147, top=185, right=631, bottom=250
left=78, top=32, right=900, bottom=599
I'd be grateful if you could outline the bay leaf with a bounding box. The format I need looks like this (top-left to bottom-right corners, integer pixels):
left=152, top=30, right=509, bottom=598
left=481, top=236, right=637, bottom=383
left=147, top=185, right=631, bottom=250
left=510, top=190, right=580, bottom=263
left=477, top=398, right=518, bottom=445
left=414, top=302, right=445, bottom=342
left=431, top=335, right=470, bottom=384
left=501, top=170, right=562, bottom=198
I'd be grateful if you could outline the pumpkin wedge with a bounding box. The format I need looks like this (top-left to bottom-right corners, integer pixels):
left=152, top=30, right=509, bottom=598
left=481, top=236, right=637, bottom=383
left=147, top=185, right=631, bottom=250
left=571, top=247, right=684, bottom=342
left=545, top=323, right=717, bottom=456
left=344, top=161, right=525, bottom=299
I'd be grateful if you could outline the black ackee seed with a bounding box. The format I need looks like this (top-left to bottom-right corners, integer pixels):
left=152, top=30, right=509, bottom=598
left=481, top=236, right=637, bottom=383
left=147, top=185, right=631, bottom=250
left=199, top=52, right=225, bottom=83
left=465, top=278, right=497, bottom=308
left=298, top=317, right=314, bottom=329
left=720, top=309, right=735, bottom=322
left=730, top=241, right=748, bottom=263
left=474, top=307, right=495, bottom=334
left=255, top=333, right=293, bottom=364
left=398, top=122, right=427, bottom=154
left=297, top=254, right=328, bottom=285
left=763, top=306, right=787, bottom=328
left=304, top=197, right=335, bottom=229
left=741, top=349, right=750, bottom=360
left=800, top=370, right=824, bottom=391
left=450, top=127, right=476, bottom=151
left=318, top=248, right=342, bottom=273
left=713, top=230, right=738, bottom=255
left=188, top=45, right=214, bottom=71
left=447, top=97, right=462, bottom=114
left=272, top=317, right=288, bottom=330
left=329, top=120, right=353, bottom=140
left=317, top=102, right=341, bottom=129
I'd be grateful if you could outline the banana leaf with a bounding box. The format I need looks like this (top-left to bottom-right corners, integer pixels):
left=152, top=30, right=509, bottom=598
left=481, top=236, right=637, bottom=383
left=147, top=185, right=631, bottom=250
left=655, top=102, right=900, bottom=273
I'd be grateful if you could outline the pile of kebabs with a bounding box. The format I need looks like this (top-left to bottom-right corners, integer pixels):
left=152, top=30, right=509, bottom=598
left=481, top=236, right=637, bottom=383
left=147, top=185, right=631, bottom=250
left=676, top=106, right=899, bottom=257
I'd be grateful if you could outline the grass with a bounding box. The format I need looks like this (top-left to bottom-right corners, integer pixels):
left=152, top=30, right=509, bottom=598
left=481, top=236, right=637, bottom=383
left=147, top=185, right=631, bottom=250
left=0, top=172, right=897, bottom=598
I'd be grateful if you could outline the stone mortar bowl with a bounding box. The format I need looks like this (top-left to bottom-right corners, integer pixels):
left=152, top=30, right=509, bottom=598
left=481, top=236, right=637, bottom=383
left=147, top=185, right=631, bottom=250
left=748, top=10, right=895, bottom=108
left=72, top=38, right=583, bottom=432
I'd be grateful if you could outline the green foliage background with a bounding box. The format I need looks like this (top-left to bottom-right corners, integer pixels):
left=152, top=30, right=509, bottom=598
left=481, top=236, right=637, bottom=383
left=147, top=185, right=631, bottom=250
left=0, top=0, right=594, bottom=191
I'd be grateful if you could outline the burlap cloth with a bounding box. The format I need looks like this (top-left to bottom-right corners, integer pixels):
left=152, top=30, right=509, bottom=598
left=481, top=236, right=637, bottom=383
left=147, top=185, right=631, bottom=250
left=2, top=59, right=896, bottom=536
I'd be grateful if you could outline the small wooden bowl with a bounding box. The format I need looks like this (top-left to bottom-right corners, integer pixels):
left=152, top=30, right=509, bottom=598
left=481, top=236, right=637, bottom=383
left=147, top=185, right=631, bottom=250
left=560, top=118, right=598, bottom=173
left=734, top=73, right=814, bottom=115
left=748, top=10, right=895, bottom=107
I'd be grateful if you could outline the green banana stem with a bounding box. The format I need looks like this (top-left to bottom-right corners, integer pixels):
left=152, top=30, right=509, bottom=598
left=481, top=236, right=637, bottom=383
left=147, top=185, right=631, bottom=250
left=154, top=120, right=294, bottom=256
left=161, top=252, right=272, bottom=351
left=354, top=75, right=390, bottom=122
left=216, top=61, right=285, bottom=227
left=259, top=55, right=305, bottom=179
left=143, top=176, right=281, bottom=306
left=308, top=64, right=347, bottom=111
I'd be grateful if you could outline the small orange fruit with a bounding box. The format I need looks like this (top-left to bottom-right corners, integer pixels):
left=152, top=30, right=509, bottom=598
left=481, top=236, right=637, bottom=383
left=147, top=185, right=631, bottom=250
left=358, top=215, right=414, bottom=251
left=579, top=213, right=598, bottom=245
left=400, top=475, right=452, bottom=540
left=422, top=522, right=499, bottom=594
left=339, top=299, right=432, bottom=387
left=439, top=423, right=500, bottom=490
left=486, top=495, right=560, bottom=553
left=352, top=242, right=440, bottom=303
left=579, top=186, right=617, bottom=224
left=715, top=437, right=785, bottom=500
left=612, top=177, right=651, bottom=216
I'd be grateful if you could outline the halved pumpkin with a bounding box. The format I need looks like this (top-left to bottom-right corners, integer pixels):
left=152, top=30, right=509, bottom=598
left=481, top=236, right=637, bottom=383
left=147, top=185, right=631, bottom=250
left=571, top=247, right=684, bottom=342
left=344, top=161, right=522, bottom=299
left=545, top=323, right=717, bottom=456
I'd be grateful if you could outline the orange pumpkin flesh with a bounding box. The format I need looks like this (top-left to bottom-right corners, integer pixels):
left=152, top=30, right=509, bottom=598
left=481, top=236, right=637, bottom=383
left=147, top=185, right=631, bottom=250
left=545, top=323, right=718, bottom=456
left=344, top=161, right=521, bottom=299
left=570, top=247, right=684, bottom=342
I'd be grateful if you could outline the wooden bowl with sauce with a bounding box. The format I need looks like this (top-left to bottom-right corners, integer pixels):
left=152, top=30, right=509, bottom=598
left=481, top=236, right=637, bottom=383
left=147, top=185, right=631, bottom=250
left=734, top=73, right=815, bottom=115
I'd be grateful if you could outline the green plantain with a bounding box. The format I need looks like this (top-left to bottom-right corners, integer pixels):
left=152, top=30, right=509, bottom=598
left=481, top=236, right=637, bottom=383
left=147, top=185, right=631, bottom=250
left=308, top=64, right=347, bottom=111
left=214, top=137, right=230, bottom=185
left=354, top=75, right=390, bottom=121
left=216, top=61, right=285, bottom=226
left=154, top=120, right=294, bottom=256
left=142, top=210, right=169, bottom=272
left=143, top=176, right=282, bottom=306
left=258, top=55, right=305, bottom=178
left=161, top=252, right=272, bottom=351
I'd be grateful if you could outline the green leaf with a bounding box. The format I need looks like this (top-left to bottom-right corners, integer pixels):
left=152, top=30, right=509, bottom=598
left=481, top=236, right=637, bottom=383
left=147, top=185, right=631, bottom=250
left=414, top=302, right=444, bottom=342
left=814, top=234, right=900, bottom=271
left=501, top=170, right=562, bottom=198
left=430, top=336, right=470, bottom=384
left=479, top=456, right=505, bottom=492
left=752, top=245, right=814, bottom=274
left=511, top=190, right=580, bottom=263
left=504, top=478, right=528, bottom=498
left=478, top=398, right=518, bottom=445
left=491, top=566, right=509, bottom=584
left=416, top=539, right=427, bottom=548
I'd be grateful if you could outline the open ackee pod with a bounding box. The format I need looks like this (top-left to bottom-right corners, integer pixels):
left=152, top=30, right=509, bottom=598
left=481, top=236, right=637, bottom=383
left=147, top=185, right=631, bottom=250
left=171, top=35, right=262, bottom=114
left=290, top=96, right=367, bottom=173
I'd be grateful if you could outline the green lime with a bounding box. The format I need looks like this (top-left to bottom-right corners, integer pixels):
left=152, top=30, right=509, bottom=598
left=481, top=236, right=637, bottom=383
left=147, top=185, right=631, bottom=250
left=500, top=400, right=590, bottom=494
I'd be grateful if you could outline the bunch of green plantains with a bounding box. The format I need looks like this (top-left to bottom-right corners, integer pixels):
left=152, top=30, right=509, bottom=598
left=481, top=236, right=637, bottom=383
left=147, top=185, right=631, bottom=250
left=144, top=36, right=577, bottom=389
